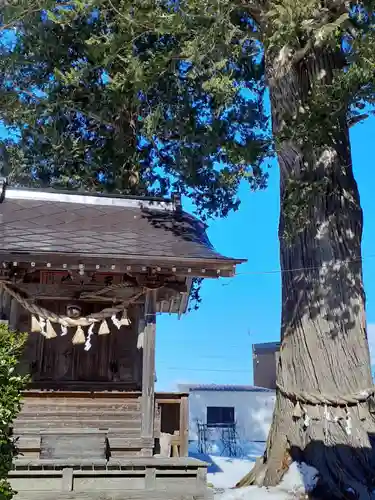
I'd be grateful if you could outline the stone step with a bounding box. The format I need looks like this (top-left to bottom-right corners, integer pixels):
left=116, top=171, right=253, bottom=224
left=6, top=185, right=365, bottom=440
left=12, top=456, right=208, bottom=467
left=17, top=436, right=41, bottom=449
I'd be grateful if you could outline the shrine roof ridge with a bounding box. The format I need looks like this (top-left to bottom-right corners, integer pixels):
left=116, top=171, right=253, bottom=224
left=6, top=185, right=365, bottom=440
left=5, top=187, right=176, bottom=212
left=0, top=186, right=246, bottom=275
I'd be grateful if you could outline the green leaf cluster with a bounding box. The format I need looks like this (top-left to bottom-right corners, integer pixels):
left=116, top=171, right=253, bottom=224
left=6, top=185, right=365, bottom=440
left=0, top=324, right=28, bottom=500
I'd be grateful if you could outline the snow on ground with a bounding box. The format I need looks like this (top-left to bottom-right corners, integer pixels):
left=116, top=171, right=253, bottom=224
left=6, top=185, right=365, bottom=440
left=214, top=462, right=319, bottom=500
left=188, top=441, right=318, bottom=500
left=189, top=441, right=264, bottom=489
left=207, top=456, right=255, bottom=489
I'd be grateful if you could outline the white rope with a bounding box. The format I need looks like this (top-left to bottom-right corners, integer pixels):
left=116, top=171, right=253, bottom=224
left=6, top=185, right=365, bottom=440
left=0, top=282, right=142, bottom=327
left=277, top=382, right=375, bottom=406
left=79, top=282, right=131, bottom=299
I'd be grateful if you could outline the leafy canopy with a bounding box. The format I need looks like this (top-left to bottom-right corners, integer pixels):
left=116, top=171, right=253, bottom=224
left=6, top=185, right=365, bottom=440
left=1, top=0, right=375, bottom=220
left=0, top=0, right=270, bottom=219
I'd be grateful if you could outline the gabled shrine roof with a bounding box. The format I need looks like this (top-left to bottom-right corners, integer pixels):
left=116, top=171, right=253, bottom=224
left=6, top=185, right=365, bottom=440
left=0, top=187, right=245, bottom=277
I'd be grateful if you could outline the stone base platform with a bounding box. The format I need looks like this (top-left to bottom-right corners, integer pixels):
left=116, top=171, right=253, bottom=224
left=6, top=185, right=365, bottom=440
left=10, top=457, right=213, bottom=500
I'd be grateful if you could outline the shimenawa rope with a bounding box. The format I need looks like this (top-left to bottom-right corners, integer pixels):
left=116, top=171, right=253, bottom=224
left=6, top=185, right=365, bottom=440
left=0, top=282, right=140, bottom=327
left=277, top=382, right=375, bottom=406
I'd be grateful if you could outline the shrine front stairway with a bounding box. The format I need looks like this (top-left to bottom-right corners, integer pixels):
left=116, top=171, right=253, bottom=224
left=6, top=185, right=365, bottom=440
left=10, top=392, right=212, bottom=500
left=12, top=393, right=155, bottom=459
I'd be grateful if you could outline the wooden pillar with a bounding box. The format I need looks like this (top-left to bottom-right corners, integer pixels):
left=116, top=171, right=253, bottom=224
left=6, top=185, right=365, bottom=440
left=141, top=290, right=156, bottom=456
left=9, top=297, right=20, bottom=331
left=0, top=287, right=3, bottom=317
left=0, top=287, right=8, bottom=326
left=179, top=396, right=189, bottom=457
left=1, top=290, right=11, bottom=322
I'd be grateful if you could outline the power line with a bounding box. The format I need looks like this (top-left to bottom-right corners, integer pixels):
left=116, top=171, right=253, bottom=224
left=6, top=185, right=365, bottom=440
left=222, top=252, right=375, bottom=283
left=161, top=350, right=251, bottom=359
left=165, top=367, right=251, bottom=373
left=189, top=354, right=247, bottom=360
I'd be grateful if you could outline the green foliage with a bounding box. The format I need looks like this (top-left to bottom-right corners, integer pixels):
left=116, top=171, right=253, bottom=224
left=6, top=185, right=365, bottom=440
left=265, top=0, right=354, bottom=53
left=265, top=0, right=321, bottom=50
left=0, top=0, right=270, bottom=219
left=1, top=0, right=375, bottom=227
left=0, top=324, right=28, bottom=500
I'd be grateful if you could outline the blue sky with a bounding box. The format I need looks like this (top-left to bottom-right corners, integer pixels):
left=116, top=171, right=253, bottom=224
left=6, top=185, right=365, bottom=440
left=155, top=115, right=375, bottom=391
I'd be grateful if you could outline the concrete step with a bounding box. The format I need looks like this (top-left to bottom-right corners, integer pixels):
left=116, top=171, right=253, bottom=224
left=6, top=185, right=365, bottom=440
left=12, top=457, right=208, bottom=467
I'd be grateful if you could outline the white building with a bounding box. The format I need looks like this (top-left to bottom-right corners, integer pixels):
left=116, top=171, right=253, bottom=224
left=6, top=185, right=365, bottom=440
left=178, top=384, right=275, bottom=456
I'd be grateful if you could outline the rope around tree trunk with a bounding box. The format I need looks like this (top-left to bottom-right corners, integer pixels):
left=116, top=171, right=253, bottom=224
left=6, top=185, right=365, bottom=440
left=0, top=282, right=143, bottom=327
left=277, top=382, right=375, bottom=406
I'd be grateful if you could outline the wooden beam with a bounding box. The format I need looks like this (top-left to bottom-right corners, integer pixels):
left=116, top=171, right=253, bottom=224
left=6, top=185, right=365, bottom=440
left=0, top=253, right=242, bottom=278
left=22, top=390, right=188, bottom=400
left=179, top=396, right=189, bottom=457
left=141, top=290, right=157, bottom=456
left=16, top=283, right=187, bottom=305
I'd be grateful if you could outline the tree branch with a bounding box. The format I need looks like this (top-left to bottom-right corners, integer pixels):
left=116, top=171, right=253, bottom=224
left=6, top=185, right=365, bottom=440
left=0, top=1, right=74, bottom=32
left=292, top=39, right=313, bottom=65
left=235, top=0, right=267, bottom=28
left=348, top=113, right=369, bottom=127
left=0, top=7, right=40, bottom=32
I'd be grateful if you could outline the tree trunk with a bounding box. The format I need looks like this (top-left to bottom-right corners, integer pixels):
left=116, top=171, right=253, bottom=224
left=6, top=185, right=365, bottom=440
left=238, top=49, right=375, bottom=499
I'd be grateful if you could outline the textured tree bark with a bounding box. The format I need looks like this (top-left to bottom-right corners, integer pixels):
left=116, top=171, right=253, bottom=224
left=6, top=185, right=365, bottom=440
left=238, top=49, right=375, bottom=499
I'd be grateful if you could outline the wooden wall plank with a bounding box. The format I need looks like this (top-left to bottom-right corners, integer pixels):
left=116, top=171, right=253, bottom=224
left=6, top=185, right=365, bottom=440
left=20, top=301, right=139, bottom=387
left=40, top=434, right=106, bottom=460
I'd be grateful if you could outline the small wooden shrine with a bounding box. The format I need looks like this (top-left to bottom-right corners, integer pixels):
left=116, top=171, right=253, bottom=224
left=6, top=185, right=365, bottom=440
left=0, top=182, right=244, bottom=499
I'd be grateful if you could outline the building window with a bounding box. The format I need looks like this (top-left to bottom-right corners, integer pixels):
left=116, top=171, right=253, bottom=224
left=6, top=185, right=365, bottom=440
left=206, top=406, right=235, bottom=427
